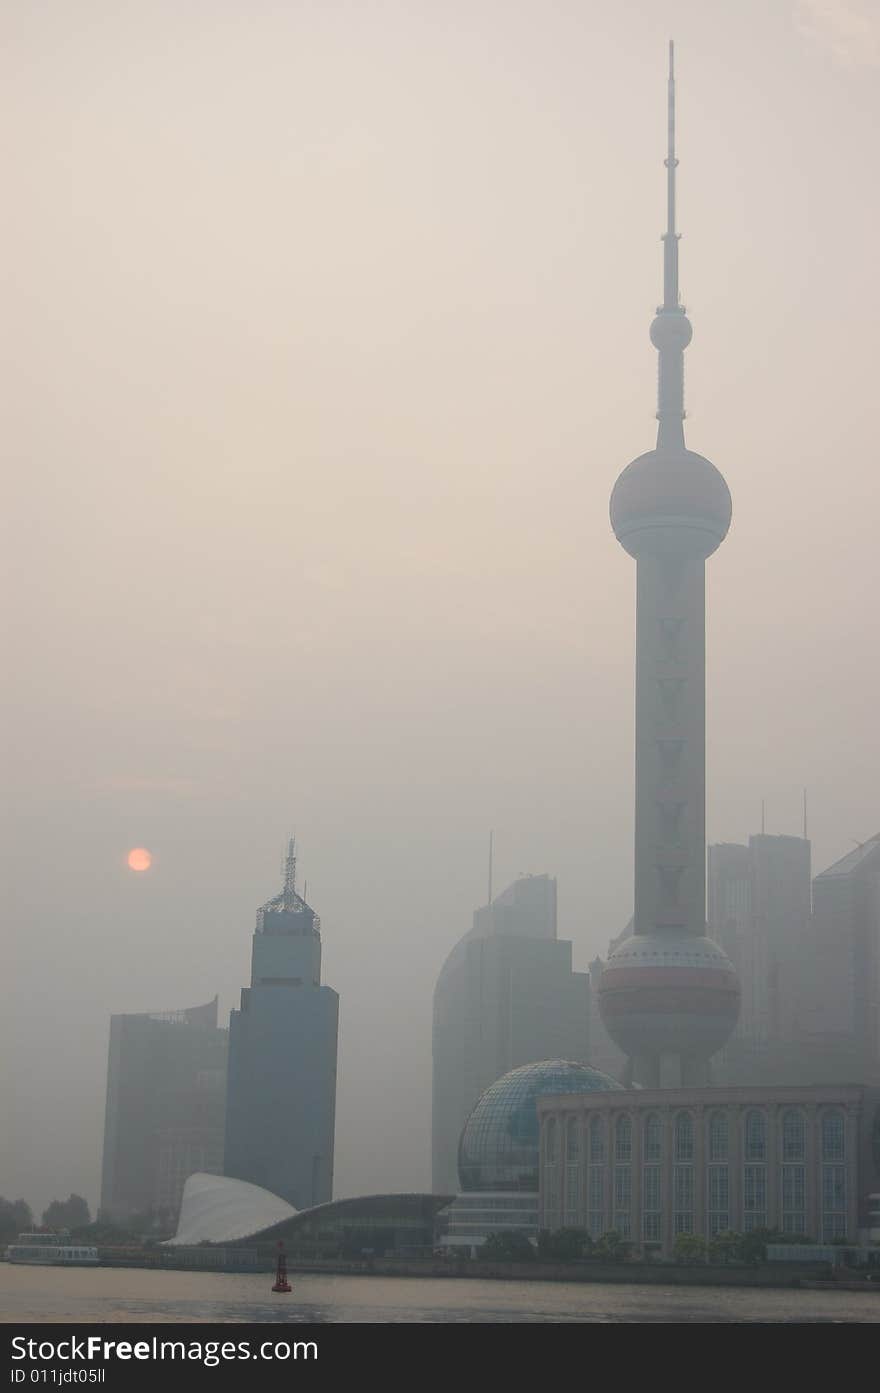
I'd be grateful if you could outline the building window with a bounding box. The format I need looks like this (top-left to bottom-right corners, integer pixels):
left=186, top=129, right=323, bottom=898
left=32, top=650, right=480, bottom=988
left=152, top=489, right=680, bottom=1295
left=566, top=1118, right=580, bottom=1163
left=708, top=1112, right=728, bottom=1163
left=615, top=1115, right=632, bottom=1164
left=614, top=1165, right=631, bottom=1210
left=743, top=1162, right=766, bottom=1230
left=613, top=1164, right=632, bottom=1239
left=644, top=1114, right=662, bottom=1162
left=545, top=1171, right=559, bottom=1215
left=782, top=1163, right=805, bottom=1213
left=565, top=1164, right=580, bottom=1223
left=674, top=1112, right=694, bottom=1163
left=589, top=1165, right=604, bottom=1212
left=782, top=1110, right=805, bottom=1163
left=674, top=1212, right=694, bottom=1236
left=643, top=1164, right=661, bottom=1214
left=744, top=1110, right=767, bottom=1162
left=822, top=1164, right=846, bottom=1214
left=822, top=1111, right=845, bottom=1162
left=589, top=1115, right=605, bottom=1164
left=708, top=1164, right=729, bottom=1216
left=708, top=1210, right=730, bottom=1236
left=643, top=1211, right=661, bottom=1242
left=674, top=1164, right=694, bottom=1213
left=545, top=1116, right=558, bottom=1165
left=823, top=1213, right=847, bottom=1243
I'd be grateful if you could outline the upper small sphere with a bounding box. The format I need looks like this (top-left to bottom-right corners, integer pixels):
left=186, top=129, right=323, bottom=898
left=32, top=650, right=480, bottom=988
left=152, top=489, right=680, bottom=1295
left=650, top=311, right=693, bottom=351
left=610, top=447, right=732, bottom=559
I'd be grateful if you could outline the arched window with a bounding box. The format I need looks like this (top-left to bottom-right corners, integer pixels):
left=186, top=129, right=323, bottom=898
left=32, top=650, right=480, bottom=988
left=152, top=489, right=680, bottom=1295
left=744, top=1110, right=767, bottom=1162
left=674, top=1111, right=694, bottom=1162
left=566, top=1117, right=580, bottom=1163
left=589, top=1115, right=605, bottom=1163
left=615, top=1114, right=632, bottom=1163
left=822, top=1110, right=845, bottom=1161
left=644, top=1113, right=662, bottom=1162
left=708, top=1112, right=728, bottom=1162
left=545, top=1116, right=558, bottom=1164
left=782, top=1110, right=805, bottom=1162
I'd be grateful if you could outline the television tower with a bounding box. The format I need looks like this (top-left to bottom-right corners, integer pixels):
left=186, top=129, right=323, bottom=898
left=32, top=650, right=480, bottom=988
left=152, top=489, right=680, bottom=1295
left=598, top=43, right=740, bottom=1087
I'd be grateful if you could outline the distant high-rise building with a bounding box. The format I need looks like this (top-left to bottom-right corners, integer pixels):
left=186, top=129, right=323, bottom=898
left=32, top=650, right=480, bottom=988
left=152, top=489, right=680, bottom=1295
left=709, top=834, right=811, bottom=1075
left=223, top=841, right=338, bottom=1209
left=597, top=44, right=740, bottom=1086
left=800, top=834, right=880, bottom=1083
left=431, top=874, right=590, bottom=1195
left=100, top=997, right=227, bottom=1225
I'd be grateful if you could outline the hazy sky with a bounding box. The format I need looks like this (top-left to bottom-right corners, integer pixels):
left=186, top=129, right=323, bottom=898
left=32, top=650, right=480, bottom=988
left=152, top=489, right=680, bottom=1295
left=2, top=0, right=878, bottom=1215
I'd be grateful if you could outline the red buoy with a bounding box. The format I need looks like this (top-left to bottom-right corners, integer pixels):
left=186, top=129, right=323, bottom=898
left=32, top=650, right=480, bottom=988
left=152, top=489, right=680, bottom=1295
left=271, top=1241, right=291, bottom=1294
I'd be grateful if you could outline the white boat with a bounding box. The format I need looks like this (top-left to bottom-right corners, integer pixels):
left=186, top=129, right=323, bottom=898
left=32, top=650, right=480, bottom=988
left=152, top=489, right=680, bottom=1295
left=5, top=1230, right=98, bottom=1265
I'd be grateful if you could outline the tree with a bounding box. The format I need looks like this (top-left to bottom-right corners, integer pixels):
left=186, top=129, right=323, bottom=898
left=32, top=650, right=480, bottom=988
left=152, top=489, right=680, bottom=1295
left=673, top=1233, right=707, bottom=1264
left=592, top=1229, right=631, bottom=1262
left=537, top=1228, right=592, bottom=1262
left=42, top=1195, right=91, bottom=1231
left=480, top=1230, right=536, bottom=1262
left=735, top=1227, right=779, bottom=1265
left=708, top=1230, right=740, bottom=1264
left=0, top=1198, right=33, bottom=1244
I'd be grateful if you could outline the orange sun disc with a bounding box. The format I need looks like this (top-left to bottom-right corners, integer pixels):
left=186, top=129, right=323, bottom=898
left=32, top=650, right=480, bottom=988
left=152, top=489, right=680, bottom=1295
left=127, top=848, right=152, bottom=872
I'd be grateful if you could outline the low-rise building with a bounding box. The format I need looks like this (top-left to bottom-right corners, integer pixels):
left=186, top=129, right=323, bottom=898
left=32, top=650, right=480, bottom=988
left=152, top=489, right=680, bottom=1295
left=537, top=1084, right=880, bottom=1258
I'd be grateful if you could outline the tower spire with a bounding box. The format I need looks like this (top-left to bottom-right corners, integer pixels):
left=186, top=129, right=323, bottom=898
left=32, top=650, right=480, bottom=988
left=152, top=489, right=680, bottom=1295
left=283, top=836, right=297, bottom=908
left=652, top=38, right=691, bottom=451
left=664, top=38, right=678, bottom=308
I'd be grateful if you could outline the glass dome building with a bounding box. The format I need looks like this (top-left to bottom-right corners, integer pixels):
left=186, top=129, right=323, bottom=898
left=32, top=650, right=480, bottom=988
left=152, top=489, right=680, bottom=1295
left=457, top=1060, right=621, bottom=1193
left=437, top=1060, right=621, bottom=1255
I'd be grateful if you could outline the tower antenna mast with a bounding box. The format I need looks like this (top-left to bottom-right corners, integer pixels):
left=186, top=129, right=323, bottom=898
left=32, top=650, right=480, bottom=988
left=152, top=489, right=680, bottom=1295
left=283, top=836, right=297, bottom=909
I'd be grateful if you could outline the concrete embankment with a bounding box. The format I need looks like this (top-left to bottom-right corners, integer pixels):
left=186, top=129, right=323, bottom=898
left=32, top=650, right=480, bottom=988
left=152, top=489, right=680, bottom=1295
left=98, top=1248, right=833, bottom=1288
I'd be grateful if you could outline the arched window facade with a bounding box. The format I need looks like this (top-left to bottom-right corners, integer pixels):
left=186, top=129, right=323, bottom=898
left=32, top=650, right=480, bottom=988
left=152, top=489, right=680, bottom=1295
left=615, top=1115, right=632, bottom=1163
left=642, top=1115, right=662, bottom=1243
left=613, top=1115, right=632, bottom=1238
left=744, top=1110, right=766, bottom=1161
left=589, top=1115, right=605, bottom=1163
left=708, top=1112, right=728, bottom=1163
left=822, top=1110, right=845, bottom=1162
left=564, top=1119, right=581, bottom=1226
left=743, top=1110, right=767, bottom=1231
left=673, top=1112, right=694, bottom=1235
left=545, top=1116, right=558, bottom=1164
left=821, top=1110, right=847, bottom=1241
left=707, top=1113, right=729, bottom=1235
left=566, top=1118, right=580, bottom=1163
left=782, top=1110, right=805, bottom=1162
left=781, top=1110, right=806, bottom=1235
left=644, top=1114, right=662, bottom=1162
left=674, top=1112, right=694, bottom=1162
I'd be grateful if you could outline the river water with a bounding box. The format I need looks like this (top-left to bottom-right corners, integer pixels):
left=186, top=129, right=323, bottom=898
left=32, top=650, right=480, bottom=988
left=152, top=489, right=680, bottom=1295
left=1, top=1266, right=878, bottom=1323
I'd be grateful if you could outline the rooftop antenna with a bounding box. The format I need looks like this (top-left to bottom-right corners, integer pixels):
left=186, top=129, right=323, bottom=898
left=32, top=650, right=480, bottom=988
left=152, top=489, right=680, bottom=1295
left=487, top=830, right=494, bottom=907
left=283, top=835, right=297, bottom=909
left=654, top=38, right=690, bottom=452
left=663, top=38, right=678, bottom=310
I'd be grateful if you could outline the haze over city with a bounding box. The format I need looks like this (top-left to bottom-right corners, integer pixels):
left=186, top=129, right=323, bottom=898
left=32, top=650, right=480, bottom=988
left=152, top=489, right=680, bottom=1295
left=3, top=0, right=879, bottom=1221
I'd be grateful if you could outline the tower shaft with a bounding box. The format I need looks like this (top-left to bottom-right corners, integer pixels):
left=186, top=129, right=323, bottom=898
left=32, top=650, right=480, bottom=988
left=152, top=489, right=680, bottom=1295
left=634, top=555, right=706, bottom=937
left=600, top=42, right=740, bottom=1090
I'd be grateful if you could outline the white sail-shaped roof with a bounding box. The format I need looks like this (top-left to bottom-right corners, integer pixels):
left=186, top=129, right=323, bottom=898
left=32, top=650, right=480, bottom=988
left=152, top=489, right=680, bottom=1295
left=163, top=1172, right=296, bottom=1246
